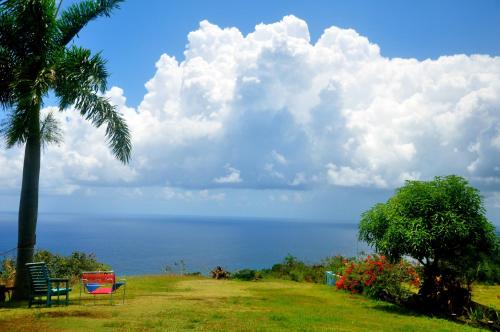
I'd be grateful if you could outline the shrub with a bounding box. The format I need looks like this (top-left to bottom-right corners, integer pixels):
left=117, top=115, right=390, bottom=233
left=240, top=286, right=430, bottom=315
left=232, top=269, right=262, bottom=281
left=1, top=250, right=109, bottom=285
left=336, top=255, right=420, bottom=303
left=269, top=255, right=326, bottom=283
left=0, top=258, right=15, bottom=285
left=33, top=250, right=110, bottom=282
left=322, top=255, right=350, bottom=276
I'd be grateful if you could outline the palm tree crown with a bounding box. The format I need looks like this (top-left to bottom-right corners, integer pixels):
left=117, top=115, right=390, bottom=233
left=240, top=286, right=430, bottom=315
left=0, top=0, right=131, bottom=162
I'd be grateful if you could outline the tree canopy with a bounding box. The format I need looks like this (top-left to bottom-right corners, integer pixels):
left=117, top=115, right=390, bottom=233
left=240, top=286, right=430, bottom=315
left=0, top=0, right=131, bottom=163
left=359, top=175, right=496, bottom=269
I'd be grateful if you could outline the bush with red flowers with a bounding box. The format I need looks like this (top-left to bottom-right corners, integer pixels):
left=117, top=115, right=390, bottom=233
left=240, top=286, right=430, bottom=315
left=336, top=255, right=420, bottom=303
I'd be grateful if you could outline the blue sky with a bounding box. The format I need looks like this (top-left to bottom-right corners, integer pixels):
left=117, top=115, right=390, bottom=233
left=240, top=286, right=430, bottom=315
left=1, top=0, right=500, bottom=223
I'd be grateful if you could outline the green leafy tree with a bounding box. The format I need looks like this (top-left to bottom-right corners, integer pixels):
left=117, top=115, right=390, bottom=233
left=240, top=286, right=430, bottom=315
left=0, top=0, right=130, bottom=299
left=359, top=175, right=496, bottom=312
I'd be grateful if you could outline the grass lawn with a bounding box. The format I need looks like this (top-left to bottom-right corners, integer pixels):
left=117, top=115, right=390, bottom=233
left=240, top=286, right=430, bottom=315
left=472, top=284, right=500, bottom=311
left=0, top=275, right=497, bottom=331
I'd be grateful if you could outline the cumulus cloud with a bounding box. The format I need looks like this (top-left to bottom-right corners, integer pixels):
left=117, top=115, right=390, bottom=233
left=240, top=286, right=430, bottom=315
left=1, top=15, right=500, bottom=200
left=326, top=164, right=387, bottom=188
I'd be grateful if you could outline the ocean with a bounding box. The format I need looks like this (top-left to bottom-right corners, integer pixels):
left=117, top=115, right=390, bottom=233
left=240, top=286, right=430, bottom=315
left=0, top=213, right=368, bottom=275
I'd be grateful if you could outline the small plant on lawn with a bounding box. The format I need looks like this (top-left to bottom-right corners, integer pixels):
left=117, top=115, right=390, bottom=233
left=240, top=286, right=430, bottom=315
left=0, top=257, right=16, bottom=285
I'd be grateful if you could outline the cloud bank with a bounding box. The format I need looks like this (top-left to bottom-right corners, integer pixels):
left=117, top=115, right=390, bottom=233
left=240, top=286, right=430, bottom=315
left=1, top=15, right=500, bottom=205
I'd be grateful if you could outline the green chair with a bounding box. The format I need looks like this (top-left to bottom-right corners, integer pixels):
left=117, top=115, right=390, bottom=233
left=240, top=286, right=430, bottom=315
left=26, top=262, right=71, bottom=307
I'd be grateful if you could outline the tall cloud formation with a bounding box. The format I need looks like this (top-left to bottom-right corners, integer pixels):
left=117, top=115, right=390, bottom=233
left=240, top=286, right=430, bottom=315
left=1, top=15, right=500, bottom=200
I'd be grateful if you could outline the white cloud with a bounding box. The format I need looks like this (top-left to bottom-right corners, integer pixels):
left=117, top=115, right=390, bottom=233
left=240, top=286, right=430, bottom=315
left=271, top=150, right=288, bottom=165
left=161, top=187, right=193, bottom=200
left=326, top=164, right=387, bottom=188
left=199, top=189, right=226, bottom=201
left=1, top=15, right=500, bottom=198
left=214, top=165, right=243, bottom=184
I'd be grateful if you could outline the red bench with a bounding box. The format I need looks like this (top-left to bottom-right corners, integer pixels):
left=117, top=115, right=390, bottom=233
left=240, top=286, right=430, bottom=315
left=80, top=271, right=126, bottom=304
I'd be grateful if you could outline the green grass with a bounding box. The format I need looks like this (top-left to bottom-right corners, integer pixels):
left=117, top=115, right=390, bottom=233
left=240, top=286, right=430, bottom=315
left=472, top=284, right=500, bottom=311
left=0, top=275, right=496, bottom=331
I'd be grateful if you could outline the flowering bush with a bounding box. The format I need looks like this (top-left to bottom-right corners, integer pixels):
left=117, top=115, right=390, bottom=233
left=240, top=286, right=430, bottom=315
left=336, top=255, right=420, bottom=302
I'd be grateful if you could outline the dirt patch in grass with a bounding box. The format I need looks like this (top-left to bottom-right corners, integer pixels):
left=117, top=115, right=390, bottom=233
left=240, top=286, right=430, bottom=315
left=0, top=316, right=48, bottom=332
left=39, top=310, right=109, bottom=319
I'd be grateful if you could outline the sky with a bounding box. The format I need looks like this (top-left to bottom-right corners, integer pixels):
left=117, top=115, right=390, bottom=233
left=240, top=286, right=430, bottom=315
left=1, top=0, right=500, bottom=223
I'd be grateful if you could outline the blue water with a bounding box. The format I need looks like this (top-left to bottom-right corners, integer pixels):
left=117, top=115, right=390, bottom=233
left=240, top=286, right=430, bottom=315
left=0, top=213, right=368, bottom=275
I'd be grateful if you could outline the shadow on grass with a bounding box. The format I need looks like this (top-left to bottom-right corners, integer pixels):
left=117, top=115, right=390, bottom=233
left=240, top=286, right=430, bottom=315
left=0, top=299, right=91, bottom=309
left=373, top=300, right=500, bottom=330
left=0, top=299, right=29, bottom=309
left=371, top=302, right=426, bottom=318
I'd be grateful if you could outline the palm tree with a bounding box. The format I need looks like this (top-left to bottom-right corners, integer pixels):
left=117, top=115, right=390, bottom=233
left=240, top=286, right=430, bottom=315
left=0, top=0, right=131, bottom=299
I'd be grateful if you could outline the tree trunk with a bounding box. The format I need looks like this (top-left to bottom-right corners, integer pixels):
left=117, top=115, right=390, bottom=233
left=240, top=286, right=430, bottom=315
left=419, top=264, right=437, bottom=296
left=12, top=111, right=41, bottom=301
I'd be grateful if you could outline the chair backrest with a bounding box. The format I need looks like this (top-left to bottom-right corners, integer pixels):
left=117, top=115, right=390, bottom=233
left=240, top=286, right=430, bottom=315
left=81, top=271, right=115, bottom=285
left=26, top=262, right=50, bottom=293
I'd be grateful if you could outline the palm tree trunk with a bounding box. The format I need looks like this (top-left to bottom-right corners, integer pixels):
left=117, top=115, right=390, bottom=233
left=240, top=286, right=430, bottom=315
left=12, top=111, right=41, bottom=300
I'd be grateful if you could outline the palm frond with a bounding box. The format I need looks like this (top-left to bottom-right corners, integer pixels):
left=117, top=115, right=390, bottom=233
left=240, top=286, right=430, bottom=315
left=75, top=91, right=131, bottom=163
left=54, top=45, right=130, bottom=163
left=55, top=46, right=108, bottom=107
left=1, top=0, right=57, bottom=58
left=0, top=45, right=15, bottom=108
left=40, top=111, right=62, bottom=148
left=0, top=5, right=18, bottom=55
left=57, top=0, right=124, bottom=46
left=0, top=106, right=30, bottom=147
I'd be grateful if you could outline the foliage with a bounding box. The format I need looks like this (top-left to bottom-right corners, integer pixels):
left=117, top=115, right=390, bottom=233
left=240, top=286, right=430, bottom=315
left=231, top=269, right=262, bottom=281
left=0, top=0, right=131, bottom=161
left=0, top=257, right=15, bottom=284
left=33, top=249, right=109, bottom=282
left=234, top=255, right=352, bottom=283
left=210, top=266, right=230, bottom=279
left=321, top=255, right=350, bottom=276
left=335, top=255, right=420, bottom=303
left=359, top=175, right=497, bottom=313
left=1, top=250, right=109, bottom=285
left=267, top=255, right=324, bottom=282
left=466, top=302, right=500, bottom=330
left=473, top=235, right=500, bottom=284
